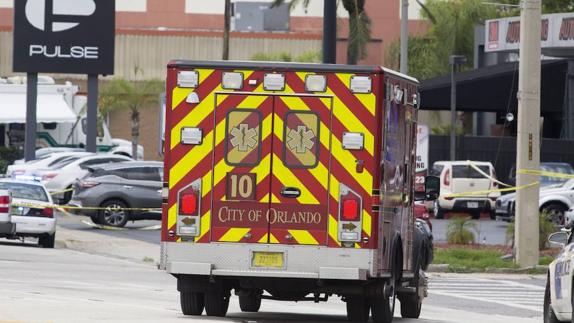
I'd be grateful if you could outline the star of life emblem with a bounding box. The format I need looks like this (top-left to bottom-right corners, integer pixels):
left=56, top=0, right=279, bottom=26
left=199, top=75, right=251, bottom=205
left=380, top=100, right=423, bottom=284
left=230, top=123, right=258, bottom=152
left=287, top=126, right=315, bottom=154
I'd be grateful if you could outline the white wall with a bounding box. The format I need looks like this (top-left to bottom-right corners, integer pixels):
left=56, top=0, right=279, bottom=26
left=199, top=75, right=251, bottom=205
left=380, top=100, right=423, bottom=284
left=0, top=0, right=12, bottom=8
left=0, top=0, right=147, bottom=12
left=185, top=0, right=348, bottom=18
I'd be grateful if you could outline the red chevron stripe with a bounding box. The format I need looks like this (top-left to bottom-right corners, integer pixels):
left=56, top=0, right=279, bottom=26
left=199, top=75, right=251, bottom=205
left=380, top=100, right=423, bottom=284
left=170, top=70, right=222, bottom=123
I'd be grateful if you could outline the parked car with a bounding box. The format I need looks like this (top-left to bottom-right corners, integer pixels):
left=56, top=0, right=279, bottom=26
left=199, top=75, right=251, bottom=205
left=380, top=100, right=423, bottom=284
left=431, top=161, right=501, bottom=219
left=496, top=162, right=574, bottom=222
left=0, top=179, right=56, bottom=248
left=0, top=189, right=15, bottom=238
left=33, top=155, right=133, bottom=205
left=497, top=179, right=574, bottom=225
left=12, top=147, right=86, bottom=165
left=414, top=201, right=432, bottom=231
left=545, top=230, right=574, bottom=323
left=68, top=161, right=163, bottom=227
left=7, top=152, right=94, bottom=177
left=507, top=162, right=574, bottom=187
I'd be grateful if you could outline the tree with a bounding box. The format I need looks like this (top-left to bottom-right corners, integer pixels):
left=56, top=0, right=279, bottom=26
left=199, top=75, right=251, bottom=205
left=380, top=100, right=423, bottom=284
left=100, top=78, right=164, bottom=158
left=271, top=0, right=371, bottom=65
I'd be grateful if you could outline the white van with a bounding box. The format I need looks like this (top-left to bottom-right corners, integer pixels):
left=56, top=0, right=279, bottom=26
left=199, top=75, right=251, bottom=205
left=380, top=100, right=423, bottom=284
left=430, top=161, right=501, bottom=219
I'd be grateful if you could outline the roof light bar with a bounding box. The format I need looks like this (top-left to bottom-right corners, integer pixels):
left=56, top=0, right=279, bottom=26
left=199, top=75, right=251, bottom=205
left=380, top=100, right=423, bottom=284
left=263, top=73, right=285, bottom=91
left=222, top=72, right=244, bottom=90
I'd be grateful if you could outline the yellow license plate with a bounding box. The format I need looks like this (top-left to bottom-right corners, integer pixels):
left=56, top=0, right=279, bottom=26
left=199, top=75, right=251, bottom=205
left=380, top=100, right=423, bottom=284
left=252, top=252, right=284, bottom=268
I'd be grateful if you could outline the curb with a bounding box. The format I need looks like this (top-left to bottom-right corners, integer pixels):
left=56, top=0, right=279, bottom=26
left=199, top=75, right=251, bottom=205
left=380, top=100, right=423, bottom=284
left=428, top=263, right=548, bottom=274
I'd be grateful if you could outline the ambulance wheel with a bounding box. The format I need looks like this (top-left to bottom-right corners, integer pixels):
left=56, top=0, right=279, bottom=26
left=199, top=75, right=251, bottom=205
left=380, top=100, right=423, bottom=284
left=239, top=290, right=262, bottom=312
left=180, top=291, right=204, bottom=316
left=370, top=293, right=395, bottom=323
left=346, top=296, right=370, bottom=322
left=98, top=199, right=129, bottom=227
left=204, top=286, right=230, bottom=317
left=399, top=290, right=422, bottom=318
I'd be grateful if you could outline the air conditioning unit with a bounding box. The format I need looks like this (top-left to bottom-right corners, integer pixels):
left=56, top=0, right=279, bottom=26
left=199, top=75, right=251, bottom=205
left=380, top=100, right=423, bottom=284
left=232, top=2, right=290, bottom=32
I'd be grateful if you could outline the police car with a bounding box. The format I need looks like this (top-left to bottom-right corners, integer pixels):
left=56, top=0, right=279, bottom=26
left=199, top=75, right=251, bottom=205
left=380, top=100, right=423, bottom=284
left=0, top=177, right=57, bottom=248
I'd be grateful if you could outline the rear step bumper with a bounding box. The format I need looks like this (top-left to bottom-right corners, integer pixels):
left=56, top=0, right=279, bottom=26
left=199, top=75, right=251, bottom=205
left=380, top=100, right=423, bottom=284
left=164, top=242, right=375, bottom=280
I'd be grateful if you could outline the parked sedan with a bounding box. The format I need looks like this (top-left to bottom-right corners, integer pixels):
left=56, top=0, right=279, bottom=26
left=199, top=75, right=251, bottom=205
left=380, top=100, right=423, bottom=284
left=68, top=161, right=163, bottom=227
left=7, top=152, right=94, bottom=177
left=0, top=179, right=57, bottom=248
left=34, top=154, right=133, bottom=205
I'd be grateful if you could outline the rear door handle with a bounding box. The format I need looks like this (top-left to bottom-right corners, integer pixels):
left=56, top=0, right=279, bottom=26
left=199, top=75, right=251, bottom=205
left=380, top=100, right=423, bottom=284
left=281, top=187, right=301, bottom=198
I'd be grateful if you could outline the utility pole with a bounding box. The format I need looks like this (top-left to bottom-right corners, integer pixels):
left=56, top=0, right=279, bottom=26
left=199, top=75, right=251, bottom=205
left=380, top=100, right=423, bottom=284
left=222, top=0, right=231, bottom=60
left=323, top=0, right=337, bottom=64
left=449, top=55, right=466, bottom=161
left=400, top=0, right=408, bottom=74
left=515, top=0, right=541, bottom=267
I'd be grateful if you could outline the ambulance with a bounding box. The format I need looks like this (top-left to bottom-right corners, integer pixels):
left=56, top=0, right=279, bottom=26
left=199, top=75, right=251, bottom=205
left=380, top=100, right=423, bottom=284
left=160, top=60, right=439, bottom=323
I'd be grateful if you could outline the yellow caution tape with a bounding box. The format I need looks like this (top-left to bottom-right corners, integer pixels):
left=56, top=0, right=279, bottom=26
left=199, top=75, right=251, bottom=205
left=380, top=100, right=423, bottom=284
left=443, top=181, right=539, bottom=198
left=49, top=188, right=75, bottom=196
left=467, top=160, right=512, bottom=188
left=12, top=201, right=161, bottom=212
left=517, top=169, right=574, bottom=179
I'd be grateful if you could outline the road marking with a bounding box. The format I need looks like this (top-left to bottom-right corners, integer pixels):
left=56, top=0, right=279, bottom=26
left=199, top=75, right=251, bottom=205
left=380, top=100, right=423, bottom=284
left=429, top=277, right=544, bottom=313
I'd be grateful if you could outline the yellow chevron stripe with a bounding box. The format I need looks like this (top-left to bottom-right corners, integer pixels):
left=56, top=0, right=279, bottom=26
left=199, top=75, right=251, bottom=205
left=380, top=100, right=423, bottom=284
left=270, top=193, right=281, bottom=204
left=168, top=204, right=177, bottom=231
left=335, top=73, right=376, bottom=116
left=362, top=210, right=372, bottom=237
left=269, top=233, right=279, bottom=244
left=328, top=214, right=341, bottom=247
left=258, top=233, right=268, bottom=243
left=288, top=230, right=319, bottom=245
left=331, top=135, right=373, bottom=195
left=172, top=69, right=215, bottom=110
left=170, top=94, right=268, bottom=189
left=219, top=228, right=251, bottom=242
left=198, top=211, right=211, bottom=241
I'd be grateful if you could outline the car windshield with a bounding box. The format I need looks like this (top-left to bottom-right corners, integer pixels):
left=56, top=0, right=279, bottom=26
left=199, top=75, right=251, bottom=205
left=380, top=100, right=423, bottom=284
left=540, top=164, right=574, bottom=185
left=452, top=165, right=491, bottom=179
left=0, top=182, right=49, bottom=202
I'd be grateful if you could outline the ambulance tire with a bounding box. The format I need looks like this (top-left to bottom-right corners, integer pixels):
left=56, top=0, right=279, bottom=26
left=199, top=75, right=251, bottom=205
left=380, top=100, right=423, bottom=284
left=370, top=294, right=395, bottom=323
left=239, top=290, right=262, bottom=312
left=399, top=290, right=422, bottom=318
left=180, top=291, right=204, bottom=316
left=205, top=286, right=230, bottom=317
left=346, top=297, right=370, bottom=322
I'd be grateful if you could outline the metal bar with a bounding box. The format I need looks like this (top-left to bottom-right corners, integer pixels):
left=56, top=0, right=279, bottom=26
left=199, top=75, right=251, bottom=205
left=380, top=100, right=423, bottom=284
left=322, top=0, right=337, bottom=64
left=450, top=64, right=456, bottom=161
left=86, top=74, right=98, bottom=153
left=25, top=73, right=38, bottom=162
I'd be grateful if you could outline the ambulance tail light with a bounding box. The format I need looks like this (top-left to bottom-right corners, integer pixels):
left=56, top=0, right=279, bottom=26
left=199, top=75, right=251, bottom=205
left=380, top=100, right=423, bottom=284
left=338, top=184, right=362, bottom=243
left=177, top=179, right=202, bottom=237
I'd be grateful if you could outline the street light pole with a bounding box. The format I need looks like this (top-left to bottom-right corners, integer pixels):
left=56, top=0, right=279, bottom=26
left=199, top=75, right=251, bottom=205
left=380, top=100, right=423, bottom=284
left=449, top=55, right=466, bottom=161
left=400, top=0, right=408, bottom=74
left=322, top=0, right=337, bottom=64
left=515, top=0, right=541, bottom=268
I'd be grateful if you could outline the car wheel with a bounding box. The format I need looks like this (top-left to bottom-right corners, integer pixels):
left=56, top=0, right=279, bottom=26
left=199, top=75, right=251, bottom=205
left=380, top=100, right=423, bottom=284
left=39, top=233, right=55, bottom=248
left=239, top=290, right=262, bottom=312
left=470, top=211, right=481, bottom=220
left=370, top=291, right=395, bottom=323
left=489, top=210, right=496, bottom=220
left=61, top=186, right=73, bottom=205
left=180, top=291, right=204, bottom=316
left=542, top=203, right=567, bottom=226
left=98, top=200, right=129, bottom=228
left=204, top=285, right=230, bottom=317
left=90, top=215, right=101, bottom=225
left=544, top=280, right=561, bottom=323
left=346, top=296, right=370, bottom=322
left=434, top=200, right=445, bottom=219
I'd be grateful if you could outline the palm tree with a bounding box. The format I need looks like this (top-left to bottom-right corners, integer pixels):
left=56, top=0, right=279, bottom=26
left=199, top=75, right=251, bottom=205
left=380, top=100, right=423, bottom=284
left=272, top=0, right=371, bottom=65
left=100, top=78, right=164, bottom=158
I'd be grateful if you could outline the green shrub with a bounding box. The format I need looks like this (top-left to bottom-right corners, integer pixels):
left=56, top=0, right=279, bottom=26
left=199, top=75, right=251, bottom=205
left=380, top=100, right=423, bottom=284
left=447, top=216, right=477, bottom=244
left=0, top=147, right=22, bottom=174
left=250, top=51, right=321, bottom=63
left=506, top=213, right=558, bottom=250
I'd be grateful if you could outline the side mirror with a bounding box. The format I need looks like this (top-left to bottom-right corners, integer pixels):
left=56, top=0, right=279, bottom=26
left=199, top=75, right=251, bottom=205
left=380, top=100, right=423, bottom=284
left=548, top=231, right=568, bottom=248
left=424, top=176, right=440, bottom=201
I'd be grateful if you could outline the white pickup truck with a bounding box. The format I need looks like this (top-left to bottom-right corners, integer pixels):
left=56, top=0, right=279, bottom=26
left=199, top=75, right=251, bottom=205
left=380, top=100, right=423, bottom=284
left=0, top=190, right=15, bottom=238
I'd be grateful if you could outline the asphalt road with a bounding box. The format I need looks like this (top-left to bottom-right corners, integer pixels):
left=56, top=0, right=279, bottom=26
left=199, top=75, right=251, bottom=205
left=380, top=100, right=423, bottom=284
left=0, top=242, right=543, bottom=323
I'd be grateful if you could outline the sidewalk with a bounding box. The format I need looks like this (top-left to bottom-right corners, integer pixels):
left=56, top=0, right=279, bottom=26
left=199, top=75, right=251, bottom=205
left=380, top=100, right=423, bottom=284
left=55, top=224, right=161, bottom=266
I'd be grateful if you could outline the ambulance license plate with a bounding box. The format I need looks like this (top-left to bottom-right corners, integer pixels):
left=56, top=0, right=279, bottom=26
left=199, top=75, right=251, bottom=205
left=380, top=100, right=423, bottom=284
left=252, top=252, right=284, bottom=269
left=467, top=202, right=479, bottom=208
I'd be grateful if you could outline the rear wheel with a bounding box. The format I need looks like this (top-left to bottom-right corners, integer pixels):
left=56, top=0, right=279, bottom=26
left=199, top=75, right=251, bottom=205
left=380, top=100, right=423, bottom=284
left=180, top=291, right=204, bottom=316
left=346, top=296, right=370, bottom=322
left=543, top=280, right=560, bottom=323
left=370, top=293, right=395, bottom=323
left=434, top=201, right=445, bottom=219
left=98, top=200, right=129, bottom=227
left=470, top=211, right=481, bottom=220
left=39, top=233, right=55, bottom=248
left=239, top=290, right=262, bottom=312
left=542, top=203, right=567, bottom=226
left=489, top=210, right=496, bottom=220
left=204, top=286, right=230, bottom=317
left=90, top=215, right=101, bottom=225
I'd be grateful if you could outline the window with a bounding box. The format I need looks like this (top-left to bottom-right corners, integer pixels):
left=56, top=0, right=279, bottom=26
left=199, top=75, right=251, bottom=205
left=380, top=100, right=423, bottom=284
left=282, top=111, right=320, bottom=168
left=430, top=164, right=444, bottom=177
left=452, top=165, right=490, bottom=179
left=224, top=109, right=262, bottom=166
left=123, top=167, right=162, bottom=181
left=0, top=183, right=48, bottom=202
